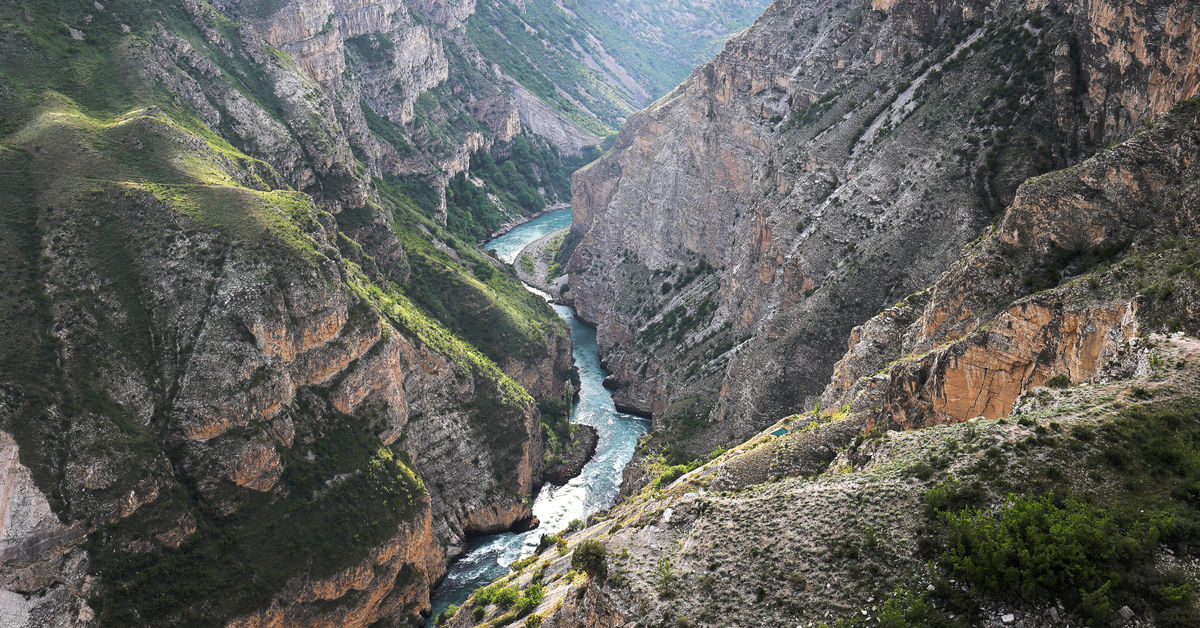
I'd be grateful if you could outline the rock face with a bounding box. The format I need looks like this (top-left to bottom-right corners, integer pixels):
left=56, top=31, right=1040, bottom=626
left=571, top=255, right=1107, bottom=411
left=0, top=431, right=91, bottom=627
left=568, top=0, right=1200, bottom=466
left=542, top=424, right=599, bottom=487
left=0, top=0, right=603, bottom=625
left=469, top=97, right=1200, bottom=628
left=821, top=99, right=1200, bottom=428
left=206, top=0, right=775, bottom=218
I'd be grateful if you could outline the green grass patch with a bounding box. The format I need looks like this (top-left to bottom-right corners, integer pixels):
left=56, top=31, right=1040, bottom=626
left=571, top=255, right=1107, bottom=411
left=922, top=398, right=1200, bottom=624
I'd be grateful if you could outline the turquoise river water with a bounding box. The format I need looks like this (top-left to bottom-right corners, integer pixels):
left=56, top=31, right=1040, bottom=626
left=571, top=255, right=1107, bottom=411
left=427, top=208, right=648, bottom=622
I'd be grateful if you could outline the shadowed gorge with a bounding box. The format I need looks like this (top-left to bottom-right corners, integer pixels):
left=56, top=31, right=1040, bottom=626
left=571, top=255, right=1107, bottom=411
left=3, top=0, right=1200, bottom=626
left=0, top=0, right=768, bottom=625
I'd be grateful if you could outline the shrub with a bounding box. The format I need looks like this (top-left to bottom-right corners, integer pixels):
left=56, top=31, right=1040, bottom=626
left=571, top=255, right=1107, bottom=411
left=510, top=554, right=538, bottom=572
left=566, top=518, right=585, bottom=532
left=652, top=463, right=696, bottom=490
left=878, top=587, right=934, bottom=627
left=475, top=583, right=501, bottom=606
left=941, top=494, right=1151, bottom=615
left=656, top=557, right=675, bottom=597
left=923, top=478, right=986, bottom=517
left=472, top=260, right=496, bottom=281
left=908, top=460, right=935, bottom=480
left=493, top=586, right=520, bottom=610
left=536, top=533, right=560, bottom=552
left=525, top=615, right=543, bottom=628
left=571, top=539, right=608, bottom=579
left=516, top=583, right=545, bottom=615
left=1046, top=374, right=1072, bottom=388
left=434, top=604, right=458, bottom=626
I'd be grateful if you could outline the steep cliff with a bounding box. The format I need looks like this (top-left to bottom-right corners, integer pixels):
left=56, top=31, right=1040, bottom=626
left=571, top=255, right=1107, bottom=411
left=568, top=0, right=1200, bottom=468
left=454, top=95, right=1200, bottom=628
left=820, top=100, right=1200, bottom=428
left=0, top=0, right=590, bottom=625
left=212, top=0, right=775, bottom=245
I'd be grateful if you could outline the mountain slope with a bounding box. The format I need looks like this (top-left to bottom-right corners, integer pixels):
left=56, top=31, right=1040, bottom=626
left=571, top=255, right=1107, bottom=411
left=567, top=0, right=1200, bottom=469
left=451, top=92, right=1200, bottom=628
left=0, top=0, right=581, bottom=624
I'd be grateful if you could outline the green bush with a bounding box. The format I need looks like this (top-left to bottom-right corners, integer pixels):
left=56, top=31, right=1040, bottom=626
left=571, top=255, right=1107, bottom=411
left=434, top=604, right=459, bottom=626
left=493, top=586, right=520, bottom=609
left=923, top=478, right=986, bottom=517
left=571, top=539, right=608, bottom=579
left=878, top=587, right=933, bottom=627
left=941, top=495, right=1151, bottom=614
left=1046, top=374, right=1072, bottom=388
left=656, top=557, right=675, bottom=597
left=652, top=461, right=699, bottom=490
left=474, top=582, right=501, bottom=606
left=536, top=533, right=561, bottom=553
left=510, top=554, right=538, bottom=572
left=516, top=583, right=545, bottom=615
left=472, top=260, right=497, bottom=281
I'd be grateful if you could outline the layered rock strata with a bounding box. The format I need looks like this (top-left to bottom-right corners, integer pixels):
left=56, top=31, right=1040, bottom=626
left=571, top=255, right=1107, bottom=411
left=568, top=0, right=1200, bottom=465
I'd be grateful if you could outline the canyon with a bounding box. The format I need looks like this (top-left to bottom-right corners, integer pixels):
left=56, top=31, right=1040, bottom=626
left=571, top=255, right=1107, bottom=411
left=0, top=0, right=765, bottom=625
left=455, top=58, right=1200, bottom=628
left=568, top=0, right=1200, bottom=466
left=1, top=0, right=1199, bottom=626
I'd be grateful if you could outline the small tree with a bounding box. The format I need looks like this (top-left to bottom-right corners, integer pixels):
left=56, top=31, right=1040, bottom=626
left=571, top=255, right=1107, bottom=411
left=493, top=586, right=520, bottom=610
left=571, top=539, right=608, bottom=579
left=434, top=604, right=459, bottom=626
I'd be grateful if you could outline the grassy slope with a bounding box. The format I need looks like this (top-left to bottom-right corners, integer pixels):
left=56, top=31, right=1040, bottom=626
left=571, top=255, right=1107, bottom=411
left=0, top=0, right=567, bottom=624
left=467, top=0, right=770, bottom=134
left=457, top=339, right=1200, bottom=628
left=569, top=0, right=769, bottom=98
left=469, top=0, right=626, bottom=135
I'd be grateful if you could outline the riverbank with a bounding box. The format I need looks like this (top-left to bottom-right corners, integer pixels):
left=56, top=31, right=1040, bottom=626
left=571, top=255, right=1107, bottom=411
left=513, top=227, right=569, bottom=298
left=483, top=208, right=572, bottom=265
left=428, top=214, right=649, bottom=623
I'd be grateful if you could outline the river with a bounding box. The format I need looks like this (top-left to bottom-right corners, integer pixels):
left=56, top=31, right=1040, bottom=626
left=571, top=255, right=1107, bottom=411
left=427, top=208, right=649, bottom=622
left=484, top=208, right=574, bottom=264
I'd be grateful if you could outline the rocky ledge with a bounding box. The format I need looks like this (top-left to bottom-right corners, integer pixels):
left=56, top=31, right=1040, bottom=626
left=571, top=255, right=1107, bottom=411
left=513, top=228, right=571, bottom=298
left=540, top=424, right=599, bottom=488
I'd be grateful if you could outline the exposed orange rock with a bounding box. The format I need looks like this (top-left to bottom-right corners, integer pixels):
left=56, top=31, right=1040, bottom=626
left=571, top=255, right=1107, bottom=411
left=229, top=499, right=444, bottom=628
left=880, top=298, right=1140, bottom=428
left=825, top=101, right=1200, bottom=429
left=228, top=441, right=283, bottom=492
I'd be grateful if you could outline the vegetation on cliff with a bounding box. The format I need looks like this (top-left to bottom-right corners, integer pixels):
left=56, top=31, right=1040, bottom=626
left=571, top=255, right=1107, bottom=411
left=0, top=0, right=593, bottom=623
left=454, top=84, right=1200, bottom=628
